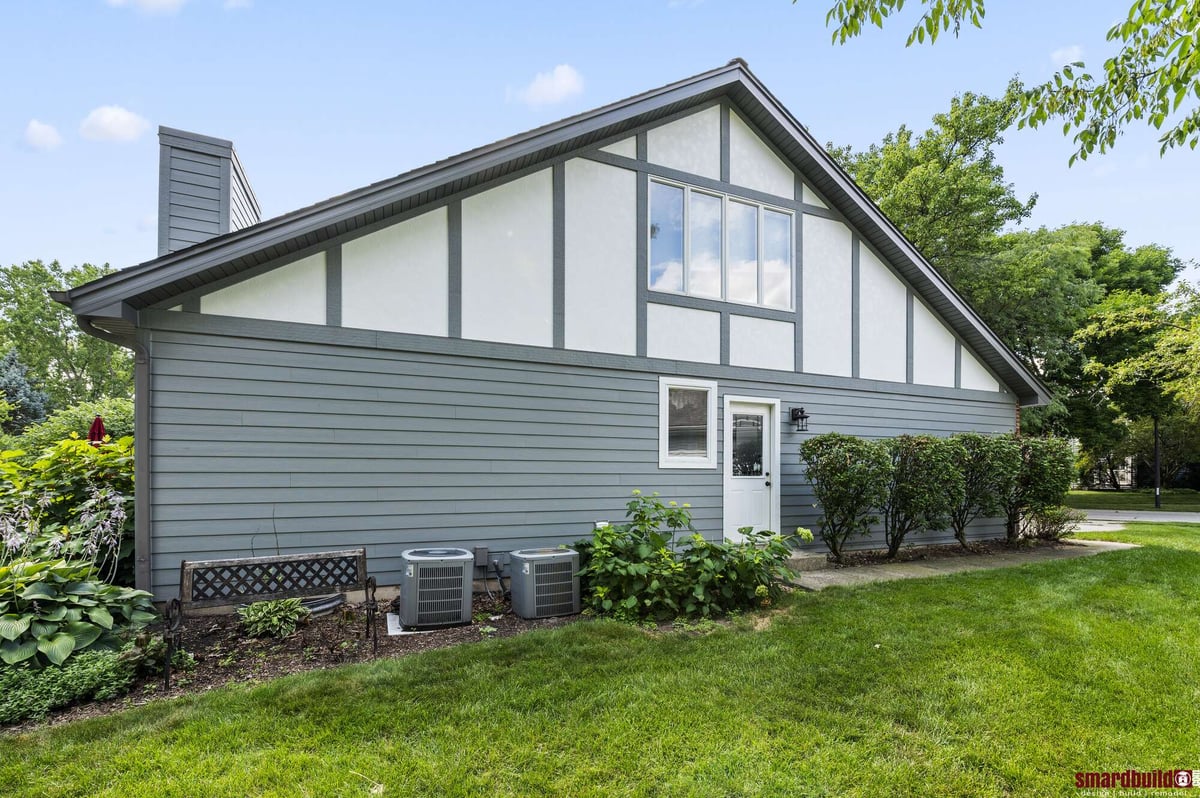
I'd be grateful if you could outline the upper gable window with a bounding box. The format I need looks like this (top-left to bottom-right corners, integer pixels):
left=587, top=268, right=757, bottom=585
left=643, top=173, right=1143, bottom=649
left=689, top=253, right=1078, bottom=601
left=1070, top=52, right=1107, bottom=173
left=648, top=179, right=793, bottom=310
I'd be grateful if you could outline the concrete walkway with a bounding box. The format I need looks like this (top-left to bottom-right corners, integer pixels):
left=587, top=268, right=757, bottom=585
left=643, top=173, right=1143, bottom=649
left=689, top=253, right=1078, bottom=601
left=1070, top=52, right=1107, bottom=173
left=1076, top=509, right=1200, bottom=533
left=795, top=539, right=1138, bottom=591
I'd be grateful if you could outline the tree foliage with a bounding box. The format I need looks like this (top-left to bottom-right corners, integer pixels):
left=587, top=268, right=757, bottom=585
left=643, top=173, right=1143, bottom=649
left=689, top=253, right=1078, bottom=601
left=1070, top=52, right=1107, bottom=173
left=820, top=0, right=1200, bottom=161
left=828, top=81, right=1036, bottom=272
left=0, top=261, right=133, bottom=409
left=0, top=351, right=49, bottom=435
left=17, top=397, right=135, bottom=458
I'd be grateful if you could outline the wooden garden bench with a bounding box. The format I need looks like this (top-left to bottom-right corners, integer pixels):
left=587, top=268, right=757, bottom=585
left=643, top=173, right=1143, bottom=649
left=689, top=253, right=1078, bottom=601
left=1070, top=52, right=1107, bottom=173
left=162, top=548, right=378, bottom=684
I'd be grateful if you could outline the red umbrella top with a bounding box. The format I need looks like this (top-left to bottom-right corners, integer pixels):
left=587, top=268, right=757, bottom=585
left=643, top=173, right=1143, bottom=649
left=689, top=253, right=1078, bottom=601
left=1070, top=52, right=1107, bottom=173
left=87, top=415, right=107, bottom=446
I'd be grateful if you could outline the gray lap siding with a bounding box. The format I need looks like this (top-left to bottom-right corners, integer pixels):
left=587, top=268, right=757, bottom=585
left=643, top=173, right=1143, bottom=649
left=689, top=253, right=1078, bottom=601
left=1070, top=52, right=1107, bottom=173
left=144, top=321, right=1015, bottom=599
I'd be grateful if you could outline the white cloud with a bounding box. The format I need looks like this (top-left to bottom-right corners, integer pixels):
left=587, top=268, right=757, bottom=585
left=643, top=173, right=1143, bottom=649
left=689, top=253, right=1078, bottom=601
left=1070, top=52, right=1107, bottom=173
left=80, top=105, right=150, bottom=142
left=511, top=64, right=584, bottom=107
left=24, top=119, right=62, bottom=151
left=1050, top=45, right=1084, bottom=66
left=105, top=0, right=188, bottom=12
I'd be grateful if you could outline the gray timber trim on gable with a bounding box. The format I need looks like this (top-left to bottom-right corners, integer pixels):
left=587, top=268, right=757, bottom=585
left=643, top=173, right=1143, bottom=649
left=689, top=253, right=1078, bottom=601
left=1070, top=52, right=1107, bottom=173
left=553, top=163, right=566, bottom=350
left=955, top=340, right=963, bottom=389
left=719, top=101, right=731, bottom=183
left=585, top=150, right=809, bottom=211
left=63, top=61, right=1048, bottom=405
left=326, top=246, right=342, bottom=327
left=720, top=311, right=731, bottom=366
left=448, top=201, right=463, bottom=338
left=636, top=171, right=649, bottom=357
left=851, top=234, right=860, bottom=380
left=906, top=290, right=915, bottom=384
left=140, top=308, right=1013, bottom=406
left=647, top=292, right=794, bottom=323
left=794, top=173, right=804, bottom=374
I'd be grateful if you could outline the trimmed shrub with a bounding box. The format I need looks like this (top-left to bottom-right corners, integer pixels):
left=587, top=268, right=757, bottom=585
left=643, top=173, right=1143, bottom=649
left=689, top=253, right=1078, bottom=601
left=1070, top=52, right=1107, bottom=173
left=948, top=432, right=1021, bottom=548
left=799, top=433, right=892, bottom=562
left=238, top=598, right=311, bottom=638
left=576, top=492, right=796, bottom=620
left=1025, top=505, right=1086, bottom=541
left=999, top=435, right=1075, bottom=542
left=18, top=398, right=134, bottom=457
left=0, top=650, right=134, bottom=725
left=881, top=435, right=963, bottom=558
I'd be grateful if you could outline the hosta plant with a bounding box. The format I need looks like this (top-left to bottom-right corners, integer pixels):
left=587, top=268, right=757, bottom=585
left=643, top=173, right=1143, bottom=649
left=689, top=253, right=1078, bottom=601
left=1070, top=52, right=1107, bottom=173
left=237, top=597, right=311, bottom=638
left=0, top=559, right=156, bottom=667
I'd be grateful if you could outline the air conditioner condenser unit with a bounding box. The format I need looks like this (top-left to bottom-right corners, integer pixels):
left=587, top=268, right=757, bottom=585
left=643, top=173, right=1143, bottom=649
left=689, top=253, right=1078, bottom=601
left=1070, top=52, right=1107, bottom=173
left=396, top=548, right=473, bottom=629
left=509, top=548, right=580, bottom=620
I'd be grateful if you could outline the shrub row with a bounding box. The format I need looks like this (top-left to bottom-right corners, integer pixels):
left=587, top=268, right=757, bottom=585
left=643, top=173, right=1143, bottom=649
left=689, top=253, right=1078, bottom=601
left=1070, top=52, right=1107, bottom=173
left=799, top=432, right=1075, bottom=561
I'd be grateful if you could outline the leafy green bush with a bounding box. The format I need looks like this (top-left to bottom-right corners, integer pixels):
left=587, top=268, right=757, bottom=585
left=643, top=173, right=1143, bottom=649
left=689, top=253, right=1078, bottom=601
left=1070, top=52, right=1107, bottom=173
left=0, top=437, right=134, bottom=584
left=998, top=435, right=1075, bottom=542
left=1025, top=505, right=1086, bottom=541
left=18, top=398, right=134, bottom=457
left=576, top=492, right=796, bottom=621
left=238, top=598, right=311, bottom=638
left=0, top=559, right=156, bottom=667
left=799, top=433, right=892, bottom=562
left=881, top=435, right=963, bottom=558
left=0, top=650, right=134, bottom=725
left=948, top=433, right=1021, bottom=547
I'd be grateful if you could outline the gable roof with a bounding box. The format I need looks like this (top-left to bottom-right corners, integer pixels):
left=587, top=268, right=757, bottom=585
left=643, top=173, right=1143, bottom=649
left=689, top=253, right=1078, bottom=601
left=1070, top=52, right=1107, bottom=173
left=55, top=59, right=1050, bottom=406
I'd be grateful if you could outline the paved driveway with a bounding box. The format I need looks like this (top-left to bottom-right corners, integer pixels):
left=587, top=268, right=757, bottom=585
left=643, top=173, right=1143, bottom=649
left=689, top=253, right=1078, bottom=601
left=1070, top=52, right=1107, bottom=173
left=1077, top=509, right=1200, bottom=532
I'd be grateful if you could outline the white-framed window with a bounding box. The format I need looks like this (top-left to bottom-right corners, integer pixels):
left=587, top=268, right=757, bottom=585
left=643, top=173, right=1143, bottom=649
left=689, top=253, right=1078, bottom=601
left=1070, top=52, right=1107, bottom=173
left=658, top=377, right=718, bottom=469
left=648, top=179, right=793, bottom=310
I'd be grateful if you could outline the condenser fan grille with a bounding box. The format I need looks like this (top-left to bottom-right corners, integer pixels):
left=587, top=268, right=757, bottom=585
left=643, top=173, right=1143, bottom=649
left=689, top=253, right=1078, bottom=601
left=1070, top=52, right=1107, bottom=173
left=417, top=564, right=467, bottom=625
left=534, top=561, right=576, bottom=617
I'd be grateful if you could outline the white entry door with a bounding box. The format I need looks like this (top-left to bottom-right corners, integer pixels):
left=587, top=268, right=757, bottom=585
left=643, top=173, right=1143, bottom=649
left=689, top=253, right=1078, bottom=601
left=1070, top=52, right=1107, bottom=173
left=723, top=398, right=780, bottom=542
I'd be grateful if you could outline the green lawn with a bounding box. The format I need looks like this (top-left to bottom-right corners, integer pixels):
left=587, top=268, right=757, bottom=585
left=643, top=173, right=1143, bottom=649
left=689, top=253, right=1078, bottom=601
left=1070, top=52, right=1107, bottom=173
left=1065, top=488, right=1200, bottom=511
left=3, top=524, right=1199, bottom=797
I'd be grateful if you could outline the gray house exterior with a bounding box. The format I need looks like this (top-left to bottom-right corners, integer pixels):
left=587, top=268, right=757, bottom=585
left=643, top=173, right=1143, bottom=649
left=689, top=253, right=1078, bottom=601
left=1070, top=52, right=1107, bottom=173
left=56, top=61, right=1048, bottom=600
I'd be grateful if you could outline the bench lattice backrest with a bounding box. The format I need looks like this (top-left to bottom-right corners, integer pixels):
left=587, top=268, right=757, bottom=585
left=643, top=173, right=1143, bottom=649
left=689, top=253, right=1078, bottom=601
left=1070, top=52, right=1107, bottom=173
left=179, top=548, right=368, bottom=609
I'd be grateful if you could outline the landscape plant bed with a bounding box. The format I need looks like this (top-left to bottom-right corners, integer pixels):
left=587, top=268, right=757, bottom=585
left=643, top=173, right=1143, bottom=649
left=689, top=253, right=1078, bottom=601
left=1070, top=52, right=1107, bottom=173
left=825, top=536, right=1079, bottom=568
left=4, top=593, right=577, bottom=734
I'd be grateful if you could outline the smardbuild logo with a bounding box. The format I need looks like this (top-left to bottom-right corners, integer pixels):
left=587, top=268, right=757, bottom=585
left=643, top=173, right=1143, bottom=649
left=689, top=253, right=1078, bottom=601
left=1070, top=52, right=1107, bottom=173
left=1074, top=768, right=1197, bottom=789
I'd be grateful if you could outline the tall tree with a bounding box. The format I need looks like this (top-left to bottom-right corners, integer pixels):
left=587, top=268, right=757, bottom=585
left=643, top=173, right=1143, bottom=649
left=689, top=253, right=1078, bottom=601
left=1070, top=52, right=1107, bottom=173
left=0, top=261, right=133, bottom=408
left=0, top=350, right=50, bottom=435
left=828, top=80, right=1036, bottom=274
left=819, top=0, right=1200, bottom=162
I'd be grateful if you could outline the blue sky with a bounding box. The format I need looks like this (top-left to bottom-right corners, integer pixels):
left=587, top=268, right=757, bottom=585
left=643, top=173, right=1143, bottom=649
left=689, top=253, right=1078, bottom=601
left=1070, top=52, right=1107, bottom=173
left=3, top=0, right=1197, bottom=282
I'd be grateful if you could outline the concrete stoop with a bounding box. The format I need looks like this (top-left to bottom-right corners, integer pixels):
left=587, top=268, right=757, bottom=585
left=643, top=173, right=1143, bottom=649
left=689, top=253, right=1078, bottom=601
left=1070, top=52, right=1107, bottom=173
left=787, top=550, right=832, bottom=572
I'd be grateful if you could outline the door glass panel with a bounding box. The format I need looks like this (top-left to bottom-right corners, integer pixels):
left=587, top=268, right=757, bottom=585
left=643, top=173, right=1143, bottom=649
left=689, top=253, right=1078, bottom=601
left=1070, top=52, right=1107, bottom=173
left=667, top=387, right=709, bottom=458
left=649, top=182, right=684, bottom=292
left=731, top=413, right=764, bottom=476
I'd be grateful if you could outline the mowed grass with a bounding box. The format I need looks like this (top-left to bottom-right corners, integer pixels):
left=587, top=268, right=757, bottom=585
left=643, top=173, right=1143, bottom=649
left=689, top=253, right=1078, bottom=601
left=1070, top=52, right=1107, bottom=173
left=1065, top=488, right=1200, bottom=511
left=3, top=525, right=1199, bottom=798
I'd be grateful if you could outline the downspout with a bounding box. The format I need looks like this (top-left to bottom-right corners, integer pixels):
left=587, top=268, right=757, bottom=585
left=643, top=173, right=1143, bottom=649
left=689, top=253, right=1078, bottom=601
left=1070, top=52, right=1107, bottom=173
left=72, top=312, right=154, bottom=595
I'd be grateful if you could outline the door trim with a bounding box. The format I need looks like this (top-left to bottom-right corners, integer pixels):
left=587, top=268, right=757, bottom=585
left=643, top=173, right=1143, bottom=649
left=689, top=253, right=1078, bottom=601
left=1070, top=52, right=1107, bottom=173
left=722, top=395, right=781, bottom=542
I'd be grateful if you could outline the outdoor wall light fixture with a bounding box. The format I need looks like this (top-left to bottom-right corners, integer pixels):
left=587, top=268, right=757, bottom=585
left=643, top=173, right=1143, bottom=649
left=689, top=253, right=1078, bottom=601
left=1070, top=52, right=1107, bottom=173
left=790, top=407, right=810, bottom=432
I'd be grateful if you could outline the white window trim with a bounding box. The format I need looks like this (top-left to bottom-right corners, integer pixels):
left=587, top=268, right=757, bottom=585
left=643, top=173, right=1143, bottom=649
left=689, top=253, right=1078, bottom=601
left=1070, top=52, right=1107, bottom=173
left=648, top=177, right=794, bottom=311
left=658, top=377, right=718, bottom=469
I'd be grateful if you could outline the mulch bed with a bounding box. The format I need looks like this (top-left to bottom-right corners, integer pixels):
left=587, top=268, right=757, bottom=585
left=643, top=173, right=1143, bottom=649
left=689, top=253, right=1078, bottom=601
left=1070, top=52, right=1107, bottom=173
left=827, top=536, right=1078, bottom=568
left=5, top=593, right=578, bottom=734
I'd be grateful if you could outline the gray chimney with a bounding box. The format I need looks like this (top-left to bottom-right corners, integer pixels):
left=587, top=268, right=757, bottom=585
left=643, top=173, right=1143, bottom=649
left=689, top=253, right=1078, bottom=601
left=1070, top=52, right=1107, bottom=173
left=157, top=126, right=261, bottom=257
